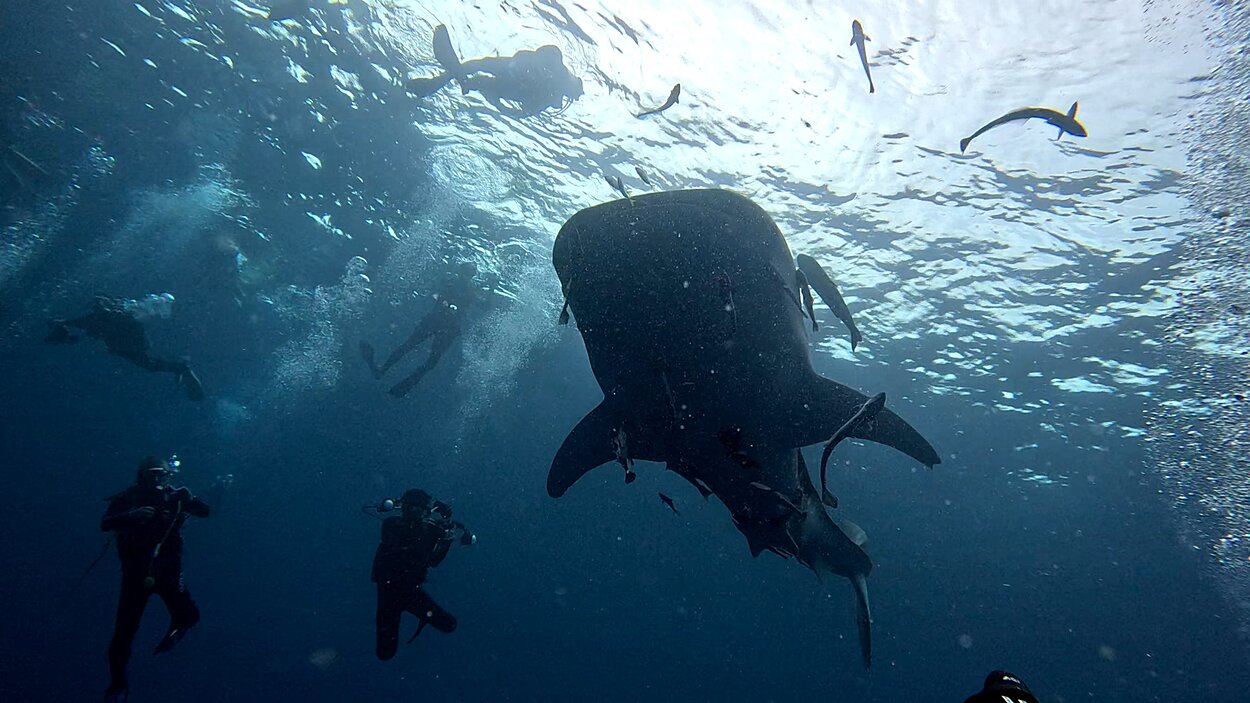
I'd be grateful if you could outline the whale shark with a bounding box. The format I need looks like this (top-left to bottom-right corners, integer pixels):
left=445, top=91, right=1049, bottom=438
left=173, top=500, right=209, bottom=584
left=548, top=189, right=940, bottom=668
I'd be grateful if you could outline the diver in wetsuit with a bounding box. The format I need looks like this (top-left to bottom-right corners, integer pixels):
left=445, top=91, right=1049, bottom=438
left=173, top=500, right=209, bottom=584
left=45, top=296, right=204, bottom=401
left=371, top=488, right=475, bottom=661
left=360, top=262, right=493, bottom=398
left=407, top=24, right=584, bottom=117
left=100, top=457, right=211, bottom=702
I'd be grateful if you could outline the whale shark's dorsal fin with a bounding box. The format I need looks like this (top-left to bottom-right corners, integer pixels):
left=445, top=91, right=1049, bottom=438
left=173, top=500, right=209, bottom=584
left=782, top=375, right=940, bottom=468
left=1058, top=101, right=1079, bottom=140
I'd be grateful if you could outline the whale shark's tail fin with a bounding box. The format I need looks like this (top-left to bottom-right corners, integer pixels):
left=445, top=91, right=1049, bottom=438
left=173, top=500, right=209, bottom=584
left=1058, top=101, right=1079, bottom=140
left=784, top=374, right=940, bottom=468
left=549, top=401, right=618, bottom=497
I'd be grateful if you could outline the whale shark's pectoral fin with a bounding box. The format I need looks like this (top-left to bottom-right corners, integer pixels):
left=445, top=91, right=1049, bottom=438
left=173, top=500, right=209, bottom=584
left=548, top=401, right=621, bottom=497
left=787, top=376, right=940, bottom=468
left=795, top=254, right=861, bottom=350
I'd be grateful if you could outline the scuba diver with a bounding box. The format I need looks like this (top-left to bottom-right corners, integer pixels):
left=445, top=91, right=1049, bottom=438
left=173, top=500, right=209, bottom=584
left=360, top=261, right=494, bottom=398
left=100, top=457, right=211, bottom=702
left=407, top=24, right=584, bottom=117
left=367, top=488, right=475, bottom=661
left=45, top=295, right=204, bottom=401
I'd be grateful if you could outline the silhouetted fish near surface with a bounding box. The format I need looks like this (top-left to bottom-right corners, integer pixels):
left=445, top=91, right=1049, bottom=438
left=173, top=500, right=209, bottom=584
left=850, top=20, right=874, bottom=94
left=658, top=493, right=680, bottom=515
left=960, top=105, right=1087, bottom=153
left=635, top=165, right=653, bottom=187
left=636, top=83, right=680, bottom=118
left=819, top=392, right=887, bottom=509
left=605, top=174, right=633, bottom=205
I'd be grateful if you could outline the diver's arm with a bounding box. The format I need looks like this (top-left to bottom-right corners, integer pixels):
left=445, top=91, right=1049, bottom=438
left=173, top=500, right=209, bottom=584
left=101, top=495, right=153, bottom=532
left=169, top=486, right=210, bottom=518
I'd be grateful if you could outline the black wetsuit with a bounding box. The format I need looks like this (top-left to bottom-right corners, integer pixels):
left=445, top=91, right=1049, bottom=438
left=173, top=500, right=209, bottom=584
left=371, top=513, right=458, bottom=661
left=363, top=273, right=490, bottom=397
left=48, top=298, right=203, bottom=400
left=101, top=485, right=209, bottom=696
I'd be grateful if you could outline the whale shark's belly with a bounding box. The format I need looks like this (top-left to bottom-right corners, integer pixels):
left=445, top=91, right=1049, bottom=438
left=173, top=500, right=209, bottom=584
left=554, top=189, right=813, bottom=418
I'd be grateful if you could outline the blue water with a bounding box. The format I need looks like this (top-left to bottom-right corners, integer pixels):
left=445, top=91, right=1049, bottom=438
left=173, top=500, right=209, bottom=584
left=2, top=1, right=1249, bottom=701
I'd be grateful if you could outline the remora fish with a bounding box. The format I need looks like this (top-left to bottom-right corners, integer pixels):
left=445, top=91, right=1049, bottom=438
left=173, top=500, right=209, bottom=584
left=658, top=492, right=680, bottom=515
left=605, top=174, right=633, bottom=205
left=635, top=165, right=653, bottom=187
left=818, top=392, right=887, bottom=509
left=960, top=105, right=1087, bottom=153
left=850, top=20, right=874, bottom=94
left=795, top=254, right=862, bottom=350
left=636, top=83, right=680, bottom=118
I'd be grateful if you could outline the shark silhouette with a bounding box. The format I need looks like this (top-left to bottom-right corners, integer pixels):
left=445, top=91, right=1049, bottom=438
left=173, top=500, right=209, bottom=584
left=548, top=189, right=940, bottom=669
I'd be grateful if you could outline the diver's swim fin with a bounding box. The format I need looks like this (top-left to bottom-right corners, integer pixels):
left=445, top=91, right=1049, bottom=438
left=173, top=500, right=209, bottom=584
left=406, top=74, right=453, bottom=98
left=406, top=618, right=429, bottom=644
left=153, top=627, right=187, bottom=655
left=360, top=341, right=381, bottom=378
left=177, top=367, right=205, bottom=402
left=432, top=24, right=464, bottom=81
left=44, top=320, right=78, bottom=344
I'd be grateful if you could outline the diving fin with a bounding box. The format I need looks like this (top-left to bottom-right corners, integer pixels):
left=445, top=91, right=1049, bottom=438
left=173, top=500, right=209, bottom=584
left=432, top=24, right=464, bottom=81
left=406, top=618, right=429, bottom=644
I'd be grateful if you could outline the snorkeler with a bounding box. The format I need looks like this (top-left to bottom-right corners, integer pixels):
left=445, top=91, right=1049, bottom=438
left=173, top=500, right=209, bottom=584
left=360, top=262, right=493, bottom=398
left=406, top=24, right=584, bottom=117
left=45, top=296, right=204, bottom=401
left=369, top=488, right=475, bottom=661
left=101, top=457, right=211, bottom=702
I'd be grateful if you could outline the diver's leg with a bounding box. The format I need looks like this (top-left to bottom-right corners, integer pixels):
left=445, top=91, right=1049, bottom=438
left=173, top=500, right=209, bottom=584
left=107, top=574, right=151, bottom=696
left=407, top=588, right=457, bottom=634
left=153, top=568, right=200, bottom=655
left=387, top=323, right=457, bottom=398
left=377, top=322, right=436, bottom=377
left=375, top=585, right=405, bottom=661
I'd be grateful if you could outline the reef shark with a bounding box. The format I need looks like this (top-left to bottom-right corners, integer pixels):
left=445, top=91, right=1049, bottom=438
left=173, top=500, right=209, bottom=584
left=548, top=189, right=940, bottom=668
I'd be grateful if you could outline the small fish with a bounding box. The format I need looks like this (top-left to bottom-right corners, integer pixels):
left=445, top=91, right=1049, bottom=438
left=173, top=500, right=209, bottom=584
left=819, top=393, right=886, bottom=509
left=636, top=83, right=680, bottom=118
left=612, top=426, right=636, bottom=484
left=558, top=279, right=573, bottom=325
left=635, top=165, right=653, bottom=187
left=658, top=492, right=680, bottom=515
left=850, top=20, right=874, bottom=94
left=605, top=174, right=633, bottom=205
left=960, top=105, right=1087, bottom=153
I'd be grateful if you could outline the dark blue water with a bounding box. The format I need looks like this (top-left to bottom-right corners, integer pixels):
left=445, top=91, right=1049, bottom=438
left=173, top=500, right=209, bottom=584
left=2, top=1, right=1247, bottom=701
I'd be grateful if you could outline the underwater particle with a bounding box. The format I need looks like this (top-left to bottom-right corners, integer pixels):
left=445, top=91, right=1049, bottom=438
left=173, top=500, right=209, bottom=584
left=308, top=647, right=338, bottom=668
left=1098, top=644, right=1117, bottom=661
left=302, top=152, right=322, bottom=170
left=554, top=586, right=569, bottom=597
left=957, top=634, right=973, bottom=649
